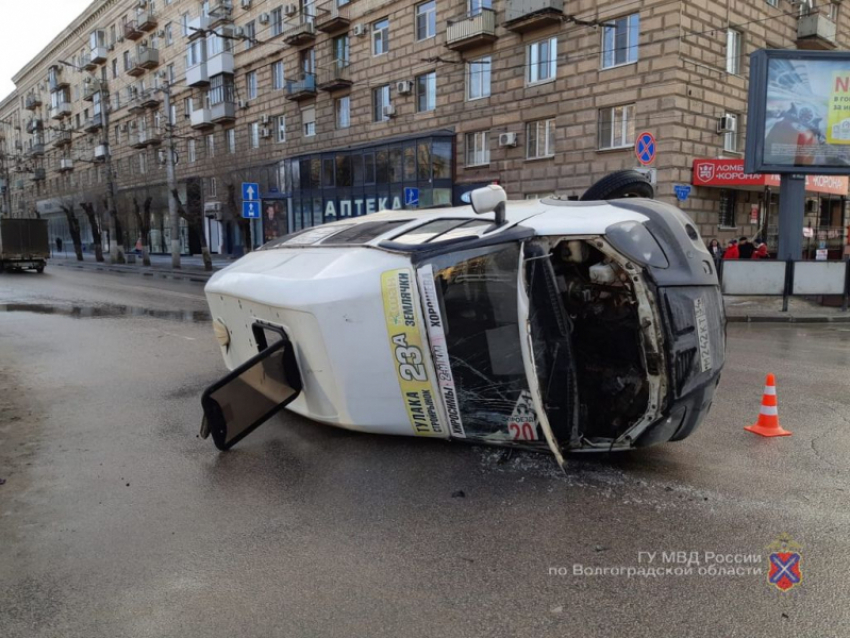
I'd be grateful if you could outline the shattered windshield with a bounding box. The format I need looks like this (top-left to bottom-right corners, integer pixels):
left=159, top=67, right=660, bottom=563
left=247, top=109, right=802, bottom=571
left=423, top=243, right=543, bottom=444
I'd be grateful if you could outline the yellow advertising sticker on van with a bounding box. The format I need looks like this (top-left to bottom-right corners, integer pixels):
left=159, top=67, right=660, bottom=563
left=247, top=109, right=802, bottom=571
left=381, top=269, right=444, bottom=437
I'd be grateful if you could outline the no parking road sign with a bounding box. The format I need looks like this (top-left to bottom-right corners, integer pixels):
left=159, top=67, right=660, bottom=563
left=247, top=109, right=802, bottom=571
left=635, top=132, right=656, bottom=166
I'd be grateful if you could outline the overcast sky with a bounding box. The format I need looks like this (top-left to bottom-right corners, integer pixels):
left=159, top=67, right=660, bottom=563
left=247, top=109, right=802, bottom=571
left=0, top=0, right=94, bottom=98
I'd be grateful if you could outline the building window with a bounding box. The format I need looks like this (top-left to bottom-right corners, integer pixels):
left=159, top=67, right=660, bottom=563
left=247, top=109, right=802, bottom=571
left=188, top=139, right=196, bottom=163
left=139, top=153, right=147, bottom=174
left=465, top=131, right=490, bottom=166
left=206, top=133, right=215, bottom=157
left=469, top=0, right=492, bottom=15
left=167, top=64, right=175, bottom=84
left=181, top=12, right=189, bottom=36
left=527, top=118, right=556, bottom=159
left=373, top=84, right=391, bottom=121
left=335, top=96, right=351, bottom=129
left=244, top=21, right=256, bottom=50
left=271, top=6, right=284, bottom=37
left=246, top=71, right=258, bottom=100
left=272, top=61, right=285, bottom=90
left=209, top=177, right=217, bottom=198
left=719, top=189, right=737, bottom=227
left=829, top=1, right=840, bottom=21
left=416, top=71, right=436, bottom=112
left=467, top=56, right=491, bottom=100
left=723, top=113, right=739, bottom=153
left=112, top=59, right=118, bottom=79
left=373, top=18, right=389, bottom=56
left=766, top=0, right=778, bottom=7
left=601, top=14, right=640, bottom=69
left=165, top=23, right=173, bottom=46
left=208, top=75, right=234, bottom=106
left=226, top=128, right=236, bottom=154
left=250, top=122, right=260, bottom=148
left=415, top=1, right=436, bottom=41
left=526, top=37, right=557, bottom=85
left=598, top=104, right=636, bottom=150
left=303, top=106, right=316, bottom=137
left=333, top=34, right=350, bottom=67
left=184, top=97, right=194, bottom=117
left=726, top=29, right=742, bottom=75
left=277, top=115, right=286, bottom=142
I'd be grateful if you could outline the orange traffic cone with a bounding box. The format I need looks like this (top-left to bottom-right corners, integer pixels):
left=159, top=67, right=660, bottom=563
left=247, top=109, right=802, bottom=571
left=744, top=374, right=791, bottom=437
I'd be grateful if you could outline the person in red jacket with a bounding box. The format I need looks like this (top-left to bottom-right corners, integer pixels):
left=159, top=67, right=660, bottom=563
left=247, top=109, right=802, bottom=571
left=723, top=239, right=739, bottom=259
left=752, top=243, right=769, bottom=259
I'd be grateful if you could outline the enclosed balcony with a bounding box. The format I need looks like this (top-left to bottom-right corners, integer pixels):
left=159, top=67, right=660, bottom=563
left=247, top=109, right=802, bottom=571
left=25, top=94, right=42, bottom=110
left=209, top=1, right=235, bottom=25
left=504, top=0, right=563, bottom=32
left=129, top=132, right=146, bottom=149
left=318, top=62, right=352, bottom=92
left=286, top=73, right=318, bottom=101
left=446, top=9, right=498, bottom=51
left=137, top=10, right=157, bottom=31
left=187, top=62, right=209, bottom=87
left=315, top=2, right=350, bottom=33
left=52, top=130, right=73, bottom=148
left=58, top=158, right=74, bottom=173
left=94, top=144, right=109, bottom=161
left=26, top=118, right=43, bottom=134
left=124, top=20, right=144, bottom=40
left=83, top=82, right=103, bottom=102
left=91, top=46, right=109, bottom=65
left=81, top=53, right=96, bottom=72
left=26, top=141, right=45, bottom=157
left=187, top=15, right=212, bottom=39
left=50, top=102, right=72, bottom=120
left=207, top=51, right=234, bottom=76
left=84, top=114, right=104, bottom=133
left=284, top=20, right=317, bottom=46
left=48, top=66, right=70, bottom=91
left=139, top=127, right=163, bottom=147
left=797, top=12, right=837, bottom=50
left=210, top=101, right=236, bottom=123
left=191, top=107, right=214, bottom=129
left=138, top=47, right=160, bottom=71
left=30, top=168, right=46, bottom=181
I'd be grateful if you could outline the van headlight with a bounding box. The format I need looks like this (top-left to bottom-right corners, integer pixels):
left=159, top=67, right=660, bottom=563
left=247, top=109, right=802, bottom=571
left=605, top=221, right=669, bottom=269
left=213, top=318, right=230, bottom=348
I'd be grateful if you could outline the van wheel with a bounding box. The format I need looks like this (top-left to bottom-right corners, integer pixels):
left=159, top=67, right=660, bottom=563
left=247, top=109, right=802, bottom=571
left=580, top=170, right=655, bottom=201
left=36, top=263, right=45, bottom=274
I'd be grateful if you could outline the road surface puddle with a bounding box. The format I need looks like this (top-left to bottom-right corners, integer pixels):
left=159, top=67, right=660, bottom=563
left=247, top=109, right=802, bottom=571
left=0, top=303, right=210, bottom=323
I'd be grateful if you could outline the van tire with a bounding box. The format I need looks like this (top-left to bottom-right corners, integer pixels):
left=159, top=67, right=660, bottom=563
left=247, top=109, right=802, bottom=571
left=580, top=170, right=655, bottom=201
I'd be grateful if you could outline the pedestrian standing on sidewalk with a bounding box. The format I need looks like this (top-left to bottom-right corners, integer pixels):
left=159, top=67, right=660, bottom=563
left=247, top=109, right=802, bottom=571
left=723, top=239, right=739, bottom=260
left=752, top=242, right=769, bottom=259
left=738, top=236, right=755, bottom=259
left=55, top=237, right=63, bottom=254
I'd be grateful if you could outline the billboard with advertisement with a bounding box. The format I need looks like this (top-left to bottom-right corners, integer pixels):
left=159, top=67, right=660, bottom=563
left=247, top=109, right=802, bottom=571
left=745, top=50, right=850, bottom=175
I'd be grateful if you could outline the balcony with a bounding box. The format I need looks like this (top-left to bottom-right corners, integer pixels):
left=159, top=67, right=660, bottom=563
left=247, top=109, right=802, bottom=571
left=187, top=62, right=209, bottom=87
left=26, top=142, right=45, bottom=158
left=318, top=61, right=352, bottom=92
left=210, top=101, right=236, bottom=123
left=137, top=11, right=157, bottom=31
left=191, top=108, right=214, bottom=129
left=284, top=20, right=317, bottom=46
left=187, top=15, right=212, bottom=39
left=136, top=128, right=163, bottom=147
left=207, top=50, right=234, bottom=76
left=30, top=168, right=46, bottom=181
left=81, top=53, right=96, bottom=72
left=48, top=67, right=70, bottom=91
left=504, top=0, right=563, bottom=32
left=797, top=12, right=837, bottom=50
left=52, top=130, right=73, bottom=148
left=25, top=94, right=42, bottom=110
left=139, top=89, right=161, bottom=108
left=26, top=118, right=43, bottom=134
left=209, top=1, right=235, bottom=25
left=316, top=3, right=350, bottom=33
left=124, top=20, right=144, bottom=40
left=130, top=132, right=146, bottom=149
left=58, top=158, right=74, bottom=173
left=84, top=114, right=104, bottom=133
left=91, top=46, right=109, bottom=65
left=136, top=47, right=160, bottom=71
left=83, top=82, right=103, bottom=102
left=94, top=144, right=109, bottom=161
left=446, top=9, right=498, bottom=51
left=14, top=179, right=25, bottom=190
left=286, top=73, right=317, bottom=101
left=50, top=102, right=73, bottom=120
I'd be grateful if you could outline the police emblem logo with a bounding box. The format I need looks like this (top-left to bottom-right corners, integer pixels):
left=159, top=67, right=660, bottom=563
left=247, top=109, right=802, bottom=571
left=766, top=534, right=802, bottom=592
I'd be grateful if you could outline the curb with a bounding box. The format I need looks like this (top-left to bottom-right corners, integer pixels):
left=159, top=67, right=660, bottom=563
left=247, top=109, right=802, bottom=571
left=50, top=260, right=214, bottom=283
left=727, top=315, right=850, bottom=324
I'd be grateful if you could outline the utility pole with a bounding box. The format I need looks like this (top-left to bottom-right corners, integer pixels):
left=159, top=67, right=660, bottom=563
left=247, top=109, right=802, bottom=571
left=161, top=80, right=181, bottom=269
left=100, top=81, right=125, bottom=264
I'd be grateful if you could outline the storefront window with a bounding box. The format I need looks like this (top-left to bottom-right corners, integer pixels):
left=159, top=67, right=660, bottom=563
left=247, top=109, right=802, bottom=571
left=719, top=189, right=737, bottom=228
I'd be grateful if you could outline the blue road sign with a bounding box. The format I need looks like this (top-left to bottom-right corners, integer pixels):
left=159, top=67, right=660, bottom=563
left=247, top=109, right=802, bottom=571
left=635, top=132, right=656, bottom=166
left=242, top=182, right=260, bottom=201
left=242, top=201, right=260, bottom=219
left=404, top=187, right=420, bottom=208
left=674, top=184, right=692, bottom=202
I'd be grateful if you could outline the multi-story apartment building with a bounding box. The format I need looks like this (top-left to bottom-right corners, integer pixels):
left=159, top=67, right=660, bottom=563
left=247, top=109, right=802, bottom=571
left=1, top=0, right=849, bottom=257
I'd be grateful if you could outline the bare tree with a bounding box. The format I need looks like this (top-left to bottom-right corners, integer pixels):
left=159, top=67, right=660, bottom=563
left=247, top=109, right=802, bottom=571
left=209, top=160, right=260, bottom=254
left=171, top=183, right=212, bottom=271
left=59, top=204, right=84, bottom=261
left=79, top=202, right=104, bottom=262
left=132, top=195, right=153, bottom=266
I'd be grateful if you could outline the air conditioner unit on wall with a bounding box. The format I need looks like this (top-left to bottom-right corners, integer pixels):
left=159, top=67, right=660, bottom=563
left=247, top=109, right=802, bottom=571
left=717, top=114, right=738, bottom=134
left=259, top=12, right=270, bottom=24
left=204, top=202, right=222, bottom=216
left=261, top=114, right=270, bottom=124
left=499, top=132, right=517, bottom=147
left=352, top=24, right=365, bottom=36
left=382, top=104, right=396, bottom=118
left=241, top=0, right=252, bottom=8
left=238, top=99, right=248, bottom=109
left=261, top=127, right=272, bottom=138
left=396, top=80, right=412, bottom=95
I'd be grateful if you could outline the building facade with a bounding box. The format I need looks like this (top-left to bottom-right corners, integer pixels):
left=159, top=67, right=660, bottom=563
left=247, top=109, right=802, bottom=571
left=0, top=0, right=849, bottom=256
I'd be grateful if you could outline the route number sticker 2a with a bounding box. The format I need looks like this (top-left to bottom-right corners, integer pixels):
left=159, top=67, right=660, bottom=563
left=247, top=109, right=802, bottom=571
left=381, top=269, right=445, bottom=437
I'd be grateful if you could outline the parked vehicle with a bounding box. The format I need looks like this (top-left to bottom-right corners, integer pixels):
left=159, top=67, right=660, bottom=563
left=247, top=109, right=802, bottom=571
left=200, top=177, right=726, bottom=466
left=0, top=219, right=49, bottom=273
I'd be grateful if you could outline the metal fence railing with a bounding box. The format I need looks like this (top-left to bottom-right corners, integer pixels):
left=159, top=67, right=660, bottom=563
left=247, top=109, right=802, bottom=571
left=719, top=259, right=850, bottom=311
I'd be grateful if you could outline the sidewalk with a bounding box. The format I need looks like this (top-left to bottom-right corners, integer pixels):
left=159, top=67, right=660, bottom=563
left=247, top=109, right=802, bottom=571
left=724, top=295, right=850, bottom=323
left=48, top=252, right=230, bottom=283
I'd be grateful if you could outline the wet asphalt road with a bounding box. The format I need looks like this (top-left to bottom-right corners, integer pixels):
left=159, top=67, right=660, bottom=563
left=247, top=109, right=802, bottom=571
left=1, top=267, right=849, bottom=638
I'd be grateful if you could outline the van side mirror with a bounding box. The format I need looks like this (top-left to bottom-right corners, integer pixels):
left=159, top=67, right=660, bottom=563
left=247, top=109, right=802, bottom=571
left=470, top=185, right=507, bottom=226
